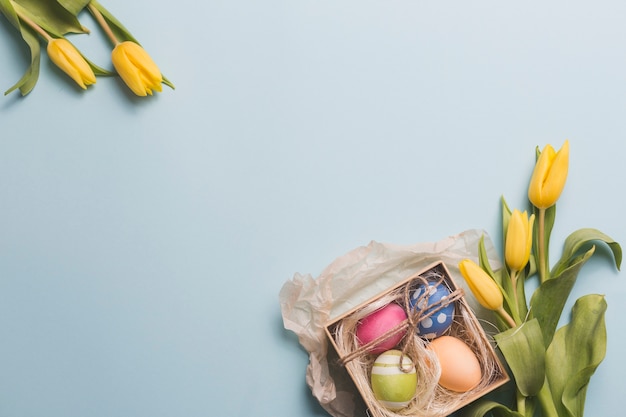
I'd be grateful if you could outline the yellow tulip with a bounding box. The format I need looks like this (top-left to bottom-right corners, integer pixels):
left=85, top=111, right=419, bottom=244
left=47, top=38, right=96, bottom=89
left=459, top=259, right=503, bottom=311
left=528, top=140, right=570, bottom=209
left=111, top=41, right=163, bottom=96
left=505, top=209, right=535, bottom=272
left=459, top=259, right=516, bottom=327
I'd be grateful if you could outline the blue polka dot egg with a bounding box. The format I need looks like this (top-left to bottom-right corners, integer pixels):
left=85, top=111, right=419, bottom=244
left=409, top=281, right=455, bottom=339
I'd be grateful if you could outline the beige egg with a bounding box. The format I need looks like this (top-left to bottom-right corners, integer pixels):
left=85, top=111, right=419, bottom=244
left=428, top=336, right=482, bottom=392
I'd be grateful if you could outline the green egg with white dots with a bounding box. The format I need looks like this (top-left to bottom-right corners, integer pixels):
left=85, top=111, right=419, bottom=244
left=370, top=349, right=417, bottom=411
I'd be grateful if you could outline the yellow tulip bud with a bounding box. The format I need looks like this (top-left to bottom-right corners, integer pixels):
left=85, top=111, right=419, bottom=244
left=505, top=209, right=535, bottom=272
left=528, top=140, right=569, bottom=209
left=111, top=41, right=163, bottom=96
left=459, top=259, right=517, bottom=328
left=47, top=38, right=96, bottom=89
left=458, top=259, right=503, bottom=311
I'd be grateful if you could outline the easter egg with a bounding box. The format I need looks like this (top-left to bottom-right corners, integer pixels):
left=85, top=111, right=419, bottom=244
left=428, top=336, right=482, bottom=392
left=356, top=303, right=407, bottom=354
left=409, top=281, right=455, bottom=339
left=370, top=350, right=417, bottom=411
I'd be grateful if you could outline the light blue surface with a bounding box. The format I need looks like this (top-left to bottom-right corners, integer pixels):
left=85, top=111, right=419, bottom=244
left=1, top=1, right=624, bottom=416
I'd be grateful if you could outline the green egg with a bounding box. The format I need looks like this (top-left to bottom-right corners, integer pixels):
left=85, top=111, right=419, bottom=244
left=370, top=349, right=417, bottom=411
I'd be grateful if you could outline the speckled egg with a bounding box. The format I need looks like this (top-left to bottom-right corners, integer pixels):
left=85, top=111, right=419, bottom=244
left=409, top=281, right=455, bottom=339
left=370, top=349, right=417, bottom=411
left=428, top=336, right=482, bottom=392
left=356, top=303, right=407, bottom=354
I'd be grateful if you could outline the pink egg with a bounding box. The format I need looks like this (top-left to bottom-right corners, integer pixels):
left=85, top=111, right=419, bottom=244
left=356, top=304, right=408, bottom=354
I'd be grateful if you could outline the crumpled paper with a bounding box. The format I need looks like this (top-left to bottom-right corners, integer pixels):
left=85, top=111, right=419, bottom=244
left=279, top=229, right=501, bottom=417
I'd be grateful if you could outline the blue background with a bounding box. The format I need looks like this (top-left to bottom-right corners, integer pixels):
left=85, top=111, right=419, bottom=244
left=1, top=1, right=624, bottom=416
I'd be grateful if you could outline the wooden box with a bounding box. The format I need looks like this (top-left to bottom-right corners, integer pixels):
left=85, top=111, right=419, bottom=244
left=324, top=261, right=509, bottom=417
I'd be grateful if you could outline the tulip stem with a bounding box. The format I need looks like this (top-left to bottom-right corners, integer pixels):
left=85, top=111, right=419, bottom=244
left=537, top=208, right=548, bottom=283
left=537, top=377, right=559, bottom=417
left=508, top=269, right=523, bottom=324
left=87, top=2, right=120, bottom=45
left=516, top=388, right=526, bottom=416
left=510, top=269, right=519, bottom=306
left=496, top=306, right=517, bottom=328
left=16, top=10, right=52, bottom=42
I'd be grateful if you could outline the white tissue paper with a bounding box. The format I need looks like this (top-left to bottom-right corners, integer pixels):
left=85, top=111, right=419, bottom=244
left=279, top=229, right=502, bottom=417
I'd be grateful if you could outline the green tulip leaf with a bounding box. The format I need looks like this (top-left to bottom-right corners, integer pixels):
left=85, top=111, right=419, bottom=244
left=495, top=261, right=524, bottom=325
left=0, top=0, right=20, bottom=29
left=162, top=75, right=175, bottom=90
left=529, top=246, right=594, bottom=346
left=88, top=0, right=138, bottom=43
left=478, top=235, right=497, bottom=280
left=498, top=267, right=518, bottom=320
left=515, top=271, right=528, bottom=321
left=495, top=318, right=545, bottom=397
left=532, top=204, right=556, bottom=280
left=526, top=250, right=537, bottom=280
left=12, top=0, right=87, bottom=37
left=544, top=205, right=556, bottom=257
left=552, top=228, right=622, bottom=278
left=501, top=196, right=513, bottom=248
left=545, top=294, right=607, bottom=417
left=461, top=399, right=525, bottom=417
left=85, top=56, right=114, bottom=76
left=54, top=0, right=91, bottom=16
left=2, top=12, right=42, bottom=96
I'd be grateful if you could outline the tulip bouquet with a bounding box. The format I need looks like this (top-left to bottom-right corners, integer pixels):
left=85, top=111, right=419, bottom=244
left=458, top=141, right=622, bottom=417
left=0, top=0, right=174, bottom=96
